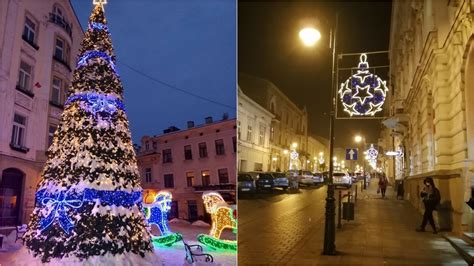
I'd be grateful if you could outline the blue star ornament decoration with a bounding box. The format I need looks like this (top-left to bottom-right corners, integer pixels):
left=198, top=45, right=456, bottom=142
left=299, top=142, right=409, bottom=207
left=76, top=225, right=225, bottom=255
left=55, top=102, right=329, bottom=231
left=338, top=53, right=388, bottom=116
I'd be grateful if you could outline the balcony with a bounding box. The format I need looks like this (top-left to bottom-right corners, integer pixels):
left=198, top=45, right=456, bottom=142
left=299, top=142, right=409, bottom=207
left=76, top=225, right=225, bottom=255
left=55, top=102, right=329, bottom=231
left=193, top=184, right=235, bottom=192
left=48, top=13, right=72, bottom=38
left=15, top=85, right=34, bottom=98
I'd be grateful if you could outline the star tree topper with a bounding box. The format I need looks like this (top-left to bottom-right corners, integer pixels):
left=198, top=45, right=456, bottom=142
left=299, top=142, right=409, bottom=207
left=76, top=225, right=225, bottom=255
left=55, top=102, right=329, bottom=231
left=338, top=53, right=388, bottom=116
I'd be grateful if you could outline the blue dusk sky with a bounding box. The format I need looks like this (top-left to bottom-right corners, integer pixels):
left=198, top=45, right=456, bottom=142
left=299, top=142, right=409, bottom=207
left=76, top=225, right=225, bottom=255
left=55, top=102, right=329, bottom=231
left=71, top=0, right=236, bottom=144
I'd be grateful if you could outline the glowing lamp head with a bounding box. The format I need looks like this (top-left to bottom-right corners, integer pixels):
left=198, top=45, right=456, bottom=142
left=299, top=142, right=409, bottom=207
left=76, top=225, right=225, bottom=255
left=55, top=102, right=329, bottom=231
left=291, top=142, right=298, bottom=149
left=299, top=27, right=321, bottom=46
left=283, top=149, right=289, bottom=155
left=354, top=135, right=362, bottom=143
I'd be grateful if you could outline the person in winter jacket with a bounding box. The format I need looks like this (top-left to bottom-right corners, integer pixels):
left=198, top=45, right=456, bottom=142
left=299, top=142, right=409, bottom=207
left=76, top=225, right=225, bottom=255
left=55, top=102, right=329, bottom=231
left=416, top=177, right=441, bottom=234
left=378, top=175, right=388, bottom=198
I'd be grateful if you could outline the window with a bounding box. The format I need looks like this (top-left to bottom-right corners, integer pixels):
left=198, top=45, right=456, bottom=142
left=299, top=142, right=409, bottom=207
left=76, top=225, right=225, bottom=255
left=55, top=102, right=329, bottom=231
left=51, top=77, right=62, bottom=105
left=22, top=16, right=36, bottom=45
left=270, top=127, right=275, bottom=141
left=11, top=114, right=26, bottom=147
left=186, top=172, right=194, bottom=187
left=215, top=139, right=225, bottom=155
left=53, top=5, right=64, bottom=19
left=201, top=170, right=210, bottom=186
left=17, top=61, right=32, bottom=92
left=164, top=174, right=174, bottom=188
left=145, top=168, right=152, bottom=183
left=48, top=124, right=57, bottom=147
left=54, top=37, right=70, bottom=64
left=199, top=142, right=208, bottom=158
left=163, top=149, right=172, bottom=163
left=218, top=168, right=229, bottom=184
left=237, top=120, right=241, bottom=140
left=145, top=142, right=149, bottom=151
left=259, top=124, right=266, bottom=145
left=247, top=123, right=253, bottom=142
left=232, top=136, right=236, bottom=153
left=184, top=145, right=192, bottom=160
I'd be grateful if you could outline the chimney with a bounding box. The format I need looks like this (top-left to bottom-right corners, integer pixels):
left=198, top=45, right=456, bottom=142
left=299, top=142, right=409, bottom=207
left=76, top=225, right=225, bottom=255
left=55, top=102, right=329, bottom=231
left=222, top=112, right=229, bottom=120
left=163, top=126, right=180, bottom=134
left=187, top=121, right=195, bottom=129
left=205, top=116, right=213, bottom=124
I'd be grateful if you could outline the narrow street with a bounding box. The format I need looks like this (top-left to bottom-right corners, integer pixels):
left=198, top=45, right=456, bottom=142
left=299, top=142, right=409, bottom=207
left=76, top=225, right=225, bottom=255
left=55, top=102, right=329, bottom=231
left=238, top=180, right=466, bottom=265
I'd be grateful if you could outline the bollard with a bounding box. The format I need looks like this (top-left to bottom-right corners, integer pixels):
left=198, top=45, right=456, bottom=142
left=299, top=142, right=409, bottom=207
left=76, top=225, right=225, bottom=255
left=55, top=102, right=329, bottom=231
left=338, top=190, right=342, bottom=228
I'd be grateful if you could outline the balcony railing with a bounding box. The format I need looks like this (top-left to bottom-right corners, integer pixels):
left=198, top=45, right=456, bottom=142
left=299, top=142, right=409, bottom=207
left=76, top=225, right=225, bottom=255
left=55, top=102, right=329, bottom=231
left=193, top=184, right=235, bottom=192
left=49, top=13, right=72, bottom=37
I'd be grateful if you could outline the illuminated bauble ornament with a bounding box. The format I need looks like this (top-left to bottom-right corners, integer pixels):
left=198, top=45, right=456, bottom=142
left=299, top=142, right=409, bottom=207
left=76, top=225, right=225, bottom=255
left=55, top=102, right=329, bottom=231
left=338, top=53, right=388, bottom=116
left=290, top=151, right=299, bottom=160
left=197, top=191, right=236, bottom=251
left=366, top=144, right=378, bottom=160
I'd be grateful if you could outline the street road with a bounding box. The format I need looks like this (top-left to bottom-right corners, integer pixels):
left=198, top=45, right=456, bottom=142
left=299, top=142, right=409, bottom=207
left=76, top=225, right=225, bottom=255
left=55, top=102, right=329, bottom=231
left=238, top=184, right=348, bottom=264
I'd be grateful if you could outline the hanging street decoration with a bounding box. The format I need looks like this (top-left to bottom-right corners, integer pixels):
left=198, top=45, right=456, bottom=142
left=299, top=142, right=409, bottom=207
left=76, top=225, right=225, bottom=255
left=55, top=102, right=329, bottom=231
left=197, top=191, right=237, bottom=251
left=338, top=53, right=388, bottom=116
left=143, top=191, right=182, bottom=247
left=365, top=144, right=379, bottom=170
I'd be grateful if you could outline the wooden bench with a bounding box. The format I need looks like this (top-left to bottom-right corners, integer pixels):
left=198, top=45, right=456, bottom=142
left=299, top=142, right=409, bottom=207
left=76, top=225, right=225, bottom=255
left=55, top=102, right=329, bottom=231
left=16, top=224, right=27, bottom=243
left=183, top=240, right=213, bottom=264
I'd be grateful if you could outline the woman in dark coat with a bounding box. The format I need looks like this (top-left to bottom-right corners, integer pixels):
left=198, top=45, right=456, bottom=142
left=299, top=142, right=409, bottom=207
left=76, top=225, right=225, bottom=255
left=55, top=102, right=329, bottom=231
left=416, top=177, right=441, bottom=234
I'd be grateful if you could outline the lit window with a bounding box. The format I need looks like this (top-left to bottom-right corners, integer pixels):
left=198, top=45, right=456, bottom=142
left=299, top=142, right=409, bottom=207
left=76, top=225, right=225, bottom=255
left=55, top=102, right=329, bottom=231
left=201, top=170, right=210, bottom=186
left=259, top=124, right=265, bottom=145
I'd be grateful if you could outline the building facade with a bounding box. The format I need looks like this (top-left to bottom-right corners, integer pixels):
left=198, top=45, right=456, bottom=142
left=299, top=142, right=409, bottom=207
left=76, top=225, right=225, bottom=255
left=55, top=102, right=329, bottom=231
left=307, top=135, right=329, bottom=172
left=239, top=73, right=310, bottom=171
left=0, top=0, right=83, bottom=226
left=137, top=118, right=236, bottom=222
left=237, top=87, right=274, bottom=172
left=386, top=0, right=474, bottom=233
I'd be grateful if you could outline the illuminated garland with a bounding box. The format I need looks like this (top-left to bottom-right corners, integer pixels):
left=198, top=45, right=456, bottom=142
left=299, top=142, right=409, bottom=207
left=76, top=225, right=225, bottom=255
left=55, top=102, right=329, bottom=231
left=77, top=50, right=118, bottom=73
left=198, top=191, right=236, bottom=251
left=65, top=92, right=125, bottom=115
left=197, top=234, right=237, bottom=252
left=89, top=22, right=108, bottom=31
left=338, top=53, right=388, bottom=116
left=36, top=188, right=142, bottom=234
left=143, top=191, right=181, bottom=247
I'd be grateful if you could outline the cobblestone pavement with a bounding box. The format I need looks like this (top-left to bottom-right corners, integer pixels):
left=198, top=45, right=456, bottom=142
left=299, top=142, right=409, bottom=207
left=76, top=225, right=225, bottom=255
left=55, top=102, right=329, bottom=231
left=238, top=180, right=466, bottom=265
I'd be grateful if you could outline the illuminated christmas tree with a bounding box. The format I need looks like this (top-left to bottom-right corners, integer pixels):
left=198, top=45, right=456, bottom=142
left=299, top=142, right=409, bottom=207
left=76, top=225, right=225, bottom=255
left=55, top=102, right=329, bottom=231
left=22, top=1, right=158, bottom=264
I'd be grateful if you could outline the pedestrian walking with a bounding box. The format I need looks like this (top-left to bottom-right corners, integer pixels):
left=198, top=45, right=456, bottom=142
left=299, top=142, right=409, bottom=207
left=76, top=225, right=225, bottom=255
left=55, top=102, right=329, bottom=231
left=378, top=175, right=388, bottom=198
left=416, top=177, right=441, bottom=234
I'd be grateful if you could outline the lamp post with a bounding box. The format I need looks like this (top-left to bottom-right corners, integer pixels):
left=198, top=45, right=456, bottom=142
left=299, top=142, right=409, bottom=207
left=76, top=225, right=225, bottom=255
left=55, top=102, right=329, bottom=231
left=354, top=134, right=367, bottom=189
left=299, top=13, right=338, bottom=255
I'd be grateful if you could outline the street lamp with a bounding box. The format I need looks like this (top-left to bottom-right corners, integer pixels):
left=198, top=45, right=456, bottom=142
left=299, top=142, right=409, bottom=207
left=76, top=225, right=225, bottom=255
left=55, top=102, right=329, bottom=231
left=299, top=14, right=338, bottom=255
left=354, top=134, right=367, bottom=189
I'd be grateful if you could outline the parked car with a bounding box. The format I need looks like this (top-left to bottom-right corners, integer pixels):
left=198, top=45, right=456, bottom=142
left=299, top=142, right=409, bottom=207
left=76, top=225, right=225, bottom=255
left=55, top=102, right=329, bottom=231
left=312, top=172, right=325, bottom=184
left=238, top=173, right=256, bottom=193
left=269, top=172, right=289, bottom=190
left=299, top=170, right=316, bottom=186
left=253, top=172, right=274, bottom=191
left=332, top=172, right=352, bottom=188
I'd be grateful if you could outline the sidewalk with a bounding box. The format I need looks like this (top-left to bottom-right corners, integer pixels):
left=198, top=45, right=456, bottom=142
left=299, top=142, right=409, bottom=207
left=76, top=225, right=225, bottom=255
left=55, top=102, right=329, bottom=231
left=280, top=179, right=467, bottom=265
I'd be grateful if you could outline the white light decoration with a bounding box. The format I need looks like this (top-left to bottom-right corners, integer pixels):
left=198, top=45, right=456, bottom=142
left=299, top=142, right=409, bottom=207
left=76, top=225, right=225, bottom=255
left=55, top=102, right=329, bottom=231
left=93, top=0, right=107, bottom=6
left=338, top=53, right=388, bottom=116
left=366, top=144, right=378, bottom=160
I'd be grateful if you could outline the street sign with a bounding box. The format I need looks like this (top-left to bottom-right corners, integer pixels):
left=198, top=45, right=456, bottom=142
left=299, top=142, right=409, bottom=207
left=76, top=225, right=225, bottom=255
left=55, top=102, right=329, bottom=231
left=345, top=148, right=358, bottom=160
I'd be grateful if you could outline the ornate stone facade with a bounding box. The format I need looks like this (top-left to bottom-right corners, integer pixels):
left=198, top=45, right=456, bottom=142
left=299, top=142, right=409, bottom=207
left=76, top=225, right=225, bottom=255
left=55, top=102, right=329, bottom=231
left=385, top=0, right=474, bottom=232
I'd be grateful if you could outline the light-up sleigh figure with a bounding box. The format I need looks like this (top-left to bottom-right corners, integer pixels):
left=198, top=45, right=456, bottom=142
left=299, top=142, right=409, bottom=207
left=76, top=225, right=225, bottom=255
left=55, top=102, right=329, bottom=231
left=197, top=191, right=237, bottom=251
left=143, top=191, right=182, bottom=247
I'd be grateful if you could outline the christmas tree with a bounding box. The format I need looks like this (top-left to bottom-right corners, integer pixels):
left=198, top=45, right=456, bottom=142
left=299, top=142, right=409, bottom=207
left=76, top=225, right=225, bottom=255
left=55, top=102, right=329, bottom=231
left=22, top=1, right=159, bottom=264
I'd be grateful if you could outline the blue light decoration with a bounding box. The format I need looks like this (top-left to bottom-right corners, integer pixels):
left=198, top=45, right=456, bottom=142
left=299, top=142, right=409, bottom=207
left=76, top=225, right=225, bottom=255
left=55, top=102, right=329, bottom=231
left=77, top=50, right=118, bottom=74
left=338, top=53, right=388, bottom=116
left=89, top=22, right=108, bottom=31
left=65, top=92, right=125, bottom=116
left=143, top=191, right=182, bottom=247
left=36, top=188, right=142, bottom=234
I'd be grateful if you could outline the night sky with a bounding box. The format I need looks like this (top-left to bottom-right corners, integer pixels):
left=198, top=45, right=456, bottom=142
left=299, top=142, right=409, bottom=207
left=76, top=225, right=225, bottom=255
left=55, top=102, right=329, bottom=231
left=71, top=0, right=236, bottom=144
left=239, top=1, right=392, bottom=149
